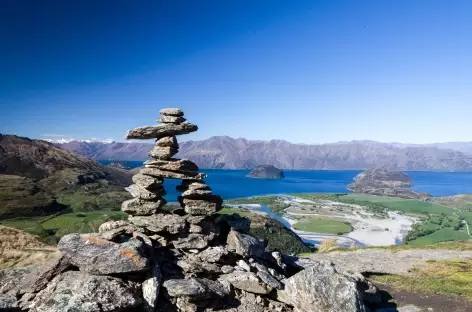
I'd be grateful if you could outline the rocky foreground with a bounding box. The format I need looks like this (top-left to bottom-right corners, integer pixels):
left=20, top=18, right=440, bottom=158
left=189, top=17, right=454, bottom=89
left=1, top=109, right=383, bottom=312
left=347, top=168, right=431, bottom=200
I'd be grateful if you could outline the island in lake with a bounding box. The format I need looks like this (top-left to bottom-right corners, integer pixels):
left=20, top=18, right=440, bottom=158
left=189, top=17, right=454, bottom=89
left=246, top=165, right=285, bottom=179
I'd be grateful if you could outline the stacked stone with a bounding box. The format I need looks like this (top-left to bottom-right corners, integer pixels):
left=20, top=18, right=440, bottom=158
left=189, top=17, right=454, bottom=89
left=1, top=108, right=379, bottom=312
left=123, top=107, right=222, bottom=217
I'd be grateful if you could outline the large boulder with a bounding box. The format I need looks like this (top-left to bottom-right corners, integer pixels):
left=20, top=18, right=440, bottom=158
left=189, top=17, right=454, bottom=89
left=277, top=261, right=368, bottom=312
left=57, top=234, right=149, bottom=275
left=29, top=271, right=142, bottom=312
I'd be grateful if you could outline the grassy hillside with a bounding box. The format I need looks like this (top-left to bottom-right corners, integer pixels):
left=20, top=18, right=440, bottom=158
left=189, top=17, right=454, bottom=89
left=218, top=207, right=312, bottom=255
left=0, top=225, right=59, bottom=269
left=0, top=134, right=133, bottom=219
left=0, top=210, right=127, bottom=244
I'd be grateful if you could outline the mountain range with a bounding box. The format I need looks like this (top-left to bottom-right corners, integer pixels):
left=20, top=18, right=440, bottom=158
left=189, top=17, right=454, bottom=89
left=54, top=136, right=472, bottom=171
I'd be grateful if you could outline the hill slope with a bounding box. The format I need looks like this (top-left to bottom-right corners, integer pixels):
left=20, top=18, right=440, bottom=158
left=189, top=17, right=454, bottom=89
left=56, top=136, right=472, bottom=171
left=0, top=134, right=132, bottom=219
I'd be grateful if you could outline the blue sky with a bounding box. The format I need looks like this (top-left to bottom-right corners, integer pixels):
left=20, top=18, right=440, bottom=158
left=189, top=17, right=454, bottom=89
left=1, top=0, right=471, bottom=144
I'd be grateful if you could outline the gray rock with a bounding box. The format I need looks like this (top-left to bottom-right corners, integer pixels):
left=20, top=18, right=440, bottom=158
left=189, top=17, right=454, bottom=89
left=0, top=295, right=18, bottom=309
left=237, top=260, right=251, bottom=272
left=132, top=173, right=164, bottom=190
left=227, top=230, right=265, bottom=258
left=197, top=278, right=231, bottom=298
left=19, top=256, right=71, bottom=295
left=0, top=266, right=36, bottom=296
left=172, top=233, right=214, bottom=250
left=125, top=122, right=198, bottom=140
left=271, top=251, right=287, bottom=271
left=156, top=135, right=179, bottom=148
left=176, top=180, right=211, bottom=192
left=129, top=214, right=188, bottom=234
left=198, top=246, right=228, bottom=263
left=221, top=265, right=234, bottom=274
left=177, top=259, right=221, bottom=274
left=145, top=158, right=199, bottom=172
left=189, top=224, right=203, bottom=233
left=181, top=188, right=213, bottom=198
left=215, top=214, right=251, bottom=233
left=98, top=220, right=142, bottom=240
left=219, top=271, right=271, bottom=295
left=30, top=271, right=142, bottom=312
left=277, top=261, right=367, bottom=312
left=158, top=115, right=186, bottom=124
left=141, top=167, right=206, bottom=180
left=57, top=234, right=149, bottom=275
left=148, top=146, right=179, bottom=160
left=122, top=197, right=167, bottom=216
left=179, top=195, right=223, bottom=215
left=126, top=183, right=166, bottom=199
left=142, top=262, right=162, bottom=312
left=163, top=279, right=208, bottom=298
left=257, top=271, right=283, bottom=290
left=268, top=268, right=286, bottom=281
left=160, top=108, right=184, bottom=117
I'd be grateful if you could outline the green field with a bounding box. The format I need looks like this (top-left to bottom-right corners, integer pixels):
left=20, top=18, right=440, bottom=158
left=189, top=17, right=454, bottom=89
left=225, top=196, right=290, bottom=215
left=292, top=217, right=352, bottom=235
left=407, top=228, right=471, bottom=245
left=0, top=210, right=127, bottom=244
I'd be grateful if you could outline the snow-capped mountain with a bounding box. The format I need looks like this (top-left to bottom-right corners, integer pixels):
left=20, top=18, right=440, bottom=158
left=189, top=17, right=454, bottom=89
left=44, top=138, right=115, bottom=144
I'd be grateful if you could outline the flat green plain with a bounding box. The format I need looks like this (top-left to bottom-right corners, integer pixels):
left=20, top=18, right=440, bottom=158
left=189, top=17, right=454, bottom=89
left=292, top=217, right=352, bottom=234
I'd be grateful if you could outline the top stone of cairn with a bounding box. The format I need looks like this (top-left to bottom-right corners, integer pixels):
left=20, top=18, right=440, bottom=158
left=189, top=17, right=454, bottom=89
left=159, top=108, right=184, bottom=117
left=125, top=108, right=197, bottom=140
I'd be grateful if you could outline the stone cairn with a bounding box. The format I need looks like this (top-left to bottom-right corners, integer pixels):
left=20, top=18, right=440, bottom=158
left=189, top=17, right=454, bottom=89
left=1, top=108, right=379, bottom=312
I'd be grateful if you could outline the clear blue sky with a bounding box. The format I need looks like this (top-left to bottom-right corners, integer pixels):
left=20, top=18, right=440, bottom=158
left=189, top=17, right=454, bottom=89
left=1, top=0, right=471, bottom=144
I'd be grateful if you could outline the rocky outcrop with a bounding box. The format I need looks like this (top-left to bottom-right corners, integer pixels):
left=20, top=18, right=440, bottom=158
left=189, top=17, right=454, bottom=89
left=1, top=109, right=381, bottom=312
left=277, top=261, right=368, bottom=312
left=247, top=165, right=284, bottom=179
left=347, top=168, right=432, bottom=200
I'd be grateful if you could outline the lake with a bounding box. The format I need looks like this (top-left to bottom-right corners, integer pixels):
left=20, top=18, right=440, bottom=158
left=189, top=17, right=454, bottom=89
left=98, top=161, right=472, bottom=200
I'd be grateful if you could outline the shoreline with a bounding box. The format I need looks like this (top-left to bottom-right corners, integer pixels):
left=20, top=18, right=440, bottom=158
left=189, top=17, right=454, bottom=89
left=225, top=194, right=418, bottom=247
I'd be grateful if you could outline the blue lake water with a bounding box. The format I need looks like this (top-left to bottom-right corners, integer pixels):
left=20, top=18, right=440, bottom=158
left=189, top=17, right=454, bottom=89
left=98, top=159, right=472, bottom=200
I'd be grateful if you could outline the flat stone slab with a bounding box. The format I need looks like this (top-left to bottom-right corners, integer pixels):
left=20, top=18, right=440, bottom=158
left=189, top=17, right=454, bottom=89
left=179, top=195, right=223, bottom=215
left=30, top=271, right=142, bottom=312
left=141, top=167, right=206, bottom=180
left=158, top=115, right=186, bottom=124
left=125, top=122, right=197, bottom=140
left=132, top=173, right=163, bottom=190
left=148, top=146, right=179, bottom=160
left=159, top=108, right=184, bottom=117
left=128, top=214, right=188, bottom=234
left=219, top=271, right=271, bottom=295
left=163, top=279, right=207, bottom=298
left=122, top=197, right=167, bottom=216
left=126, top=184, right=166, bottom=200
left=144, top=158, right=199, bottom=172
left=57, top=234, right=149, bottom=275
